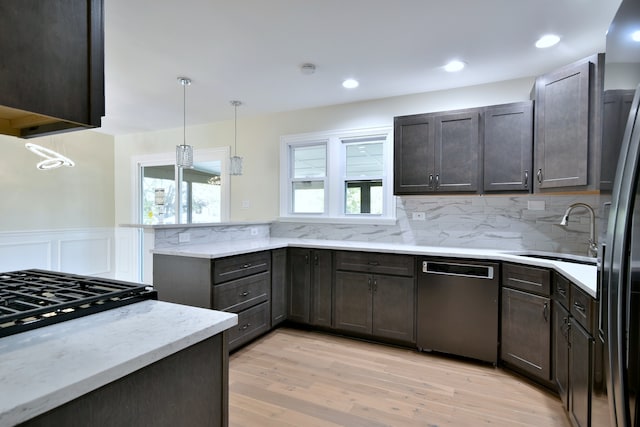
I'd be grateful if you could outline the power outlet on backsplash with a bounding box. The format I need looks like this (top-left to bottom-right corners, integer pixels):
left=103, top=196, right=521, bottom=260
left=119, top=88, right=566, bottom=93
left=178, top=232, right=191, bottom=243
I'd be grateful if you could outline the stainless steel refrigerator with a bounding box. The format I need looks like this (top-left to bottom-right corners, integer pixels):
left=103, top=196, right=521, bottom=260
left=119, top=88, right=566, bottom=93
left=603, top=1, right=640, bottom=425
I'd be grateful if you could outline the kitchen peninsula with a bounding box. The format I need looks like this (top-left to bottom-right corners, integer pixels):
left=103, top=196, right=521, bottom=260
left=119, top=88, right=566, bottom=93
left=0, top=300, right=237, bottom=427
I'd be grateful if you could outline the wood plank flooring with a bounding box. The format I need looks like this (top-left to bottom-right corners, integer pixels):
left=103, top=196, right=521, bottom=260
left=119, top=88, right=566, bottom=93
left=229, top=328, right=571, bottom=427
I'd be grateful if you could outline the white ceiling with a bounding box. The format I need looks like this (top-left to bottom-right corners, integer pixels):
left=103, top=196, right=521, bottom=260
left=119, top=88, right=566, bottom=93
left=100, top=0, right=622, bottom=136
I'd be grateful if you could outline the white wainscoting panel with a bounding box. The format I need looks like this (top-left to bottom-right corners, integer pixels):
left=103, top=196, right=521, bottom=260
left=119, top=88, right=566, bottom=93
left=0, top=228, right=116, bottom=279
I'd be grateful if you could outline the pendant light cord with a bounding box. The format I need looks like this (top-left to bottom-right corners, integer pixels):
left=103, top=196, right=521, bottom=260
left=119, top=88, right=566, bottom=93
left=183, top=81, right=187, bottom=148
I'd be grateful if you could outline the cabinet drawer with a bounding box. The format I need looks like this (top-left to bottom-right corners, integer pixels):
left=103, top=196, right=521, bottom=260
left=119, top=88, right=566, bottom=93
left=228, top=302, right=270, bottom=351
left=213, top=271, right=270, bottom=313
left=213, top=251, right=271, bottom=284
left=571, top=284, right=596, bottom=334
left=553, top=273, right=571, bottom=309
left=335, top=251, right=415, bottom=277
left=502, top=263, right=551, bottom=296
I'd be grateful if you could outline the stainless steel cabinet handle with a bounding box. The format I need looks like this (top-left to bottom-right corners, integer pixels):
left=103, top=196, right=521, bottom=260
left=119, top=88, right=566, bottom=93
left=524, top=170, right=528, bottom=187
left=373, top=279, right=377, bottom=293
left=435, top=174, right=440, bottom=189
left=242, top=263, right=252, bottom=269
left=543, top=302, right=549, bottom=322
left=240, top=323, right=251, bottom=331
left=367, top=261, right=380, bottom=266
left=240, top=291, right=250, bottom=297
left=558, top=288, right=566, bottom=297
left=304, top=255, right=309, bottom=264
left=368, top=277, right=372, bottom=291
left=537, top=169, right=543, bottom=184
left=428, top=174, right=434, bottom=187
left=574, top=302, right=586, bottom=313
left=314, top=254, right=319, bottom=265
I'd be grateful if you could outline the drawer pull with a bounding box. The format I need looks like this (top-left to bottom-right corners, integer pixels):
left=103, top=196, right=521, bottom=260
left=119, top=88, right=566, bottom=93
left=543, top=302, right=548, bottom=322
left=368, top=261, right=380, bottom=266
left=574, top=302, right=586, bottom=313
left=240, top=291, right=251, bottom=297
left=242, top=263, right=252, bottom=269
left=558, top=288, right=566, bottom=297
left=239, top=323, right=251, bottom=331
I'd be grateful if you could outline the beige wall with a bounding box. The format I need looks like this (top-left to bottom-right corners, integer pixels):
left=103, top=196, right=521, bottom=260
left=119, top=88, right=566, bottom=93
left=113, top=76, right=535, bottom=224
left=0, top=130, right=115, bottom=232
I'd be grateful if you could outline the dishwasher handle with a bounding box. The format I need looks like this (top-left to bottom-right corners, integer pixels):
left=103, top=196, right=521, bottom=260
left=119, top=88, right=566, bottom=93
left=422, top=261, right=494, bottom=280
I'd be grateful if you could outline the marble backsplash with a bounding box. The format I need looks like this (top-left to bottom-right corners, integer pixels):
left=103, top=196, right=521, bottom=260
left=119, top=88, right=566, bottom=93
left=153, top=223, right=271, bottom=249
left=271, top=194, right=606, bottom=256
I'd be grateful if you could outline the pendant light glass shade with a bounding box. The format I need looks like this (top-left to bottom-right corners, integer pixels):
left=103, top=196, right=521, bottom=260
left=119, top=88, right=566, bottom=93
left=176, top=77, right=194, bottom=168
left=230, top=100, right=243, bottom=176
left=230, top=155, right=243, bottom=175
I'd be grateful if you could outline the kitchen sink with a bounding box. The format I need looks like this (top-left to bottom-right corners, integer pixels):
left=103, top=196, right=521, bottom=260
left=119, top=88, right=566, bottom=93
left=508, top=251, right=598, bottom=266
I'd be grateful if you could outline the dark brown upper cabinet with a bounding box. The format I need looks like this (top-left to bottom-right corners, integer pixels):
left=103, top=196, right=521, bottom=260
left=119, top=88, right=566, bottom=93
left=483, top=101, right=534, bottom=192
left=532, top=54, right=604, bottom=191
left=0, top=0, right=105, bottom=138
left=394, top=109, right=479, bottom=194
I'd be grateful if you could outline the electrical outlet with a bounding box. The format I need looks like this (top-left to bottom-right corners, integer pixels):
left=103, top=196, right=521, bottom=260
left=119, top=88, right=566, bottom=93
left=528, top=200, right=546, bottom=211
left=250, top=227, right=258, bottom=236
left=178, top=232, right=191, bottom=243
left=241, top=200, right=250, bottom=209
left=412, top=212, right=426, bottom=221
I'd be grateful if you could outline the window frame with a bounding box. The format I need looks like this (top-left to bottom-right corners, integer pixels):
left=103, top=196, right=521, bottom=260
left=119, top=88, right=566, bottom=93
left=280, top=126, right=395, bottom=224
left=132, top=147, right=230, bottom=225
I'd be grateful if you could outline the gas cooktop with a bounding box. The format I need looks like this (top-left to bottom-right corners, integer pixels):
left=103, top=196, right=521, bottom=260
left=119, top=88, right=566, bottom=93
left=0, top=269, right=157, bottom=338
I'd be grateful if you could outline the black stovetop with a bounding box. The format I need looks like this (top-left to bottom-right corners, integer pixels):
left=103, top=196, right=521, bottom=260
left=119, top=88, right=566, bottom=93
left=0, top=269, right=157, bottom=338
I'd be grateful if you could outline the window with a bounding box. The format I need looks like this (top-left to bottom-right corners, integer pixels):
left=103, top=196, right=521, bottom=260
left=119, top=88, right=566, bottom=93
left=291, top=144, right=326, bottom=214
left=280, top=127, right=394, bottom=223
left=135, top=148, right=230, bottom=225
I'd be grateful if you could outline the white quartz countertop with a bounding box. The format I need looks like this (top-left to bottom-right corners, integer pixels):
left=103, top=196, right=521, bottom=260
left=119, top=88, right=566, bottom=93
left=0, top=300, right=237, bottom=427
left=153, top=238, right=599, bottom=298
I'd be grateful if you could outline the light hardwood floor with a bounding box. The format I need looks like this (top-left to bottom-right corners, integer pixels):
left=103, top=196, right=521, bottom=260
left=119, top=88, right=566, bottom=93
left=229, top=328, right=571, bottom=427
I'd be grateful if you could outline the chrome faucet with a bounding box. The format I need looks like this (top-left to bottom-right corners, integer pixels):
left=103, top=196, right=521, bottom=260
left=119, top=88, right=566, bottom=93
left=559, top=202, right=597, bottom=258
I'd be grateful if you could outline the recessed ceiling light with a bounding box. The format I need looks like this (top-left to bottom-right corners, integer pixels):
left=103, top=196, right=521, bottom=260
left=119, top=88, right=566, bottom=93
left=444, top=60, right=465, bottom=72
left=632, top=30, right=640, bottom=42
left=342, top=79, right=359, bottom=89
left=535, top=34, right=560, bottom=48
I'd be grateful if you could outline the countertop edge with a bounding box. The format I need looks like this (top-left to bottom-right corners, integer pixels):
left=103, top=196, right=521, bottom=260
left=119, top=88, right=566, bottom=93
left=152, top=238, right=598, bottom=298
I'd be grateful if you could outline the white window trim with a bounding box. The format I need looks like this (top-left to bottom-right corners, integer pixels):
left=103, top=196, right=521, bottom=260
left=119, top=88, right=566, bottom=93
left=279, top=126, right=396, bottom=224
left=131, top=147, right=231, bottom=224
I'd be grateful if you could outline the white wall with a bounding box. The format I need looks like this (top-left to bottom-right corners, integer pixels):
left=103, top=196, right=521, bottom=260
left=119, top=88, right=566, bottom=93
left=0, top=130, right=115, bottom=231
left=0, top=129, right=117, bottom=277
left=114, top=76, right=536, bottom=225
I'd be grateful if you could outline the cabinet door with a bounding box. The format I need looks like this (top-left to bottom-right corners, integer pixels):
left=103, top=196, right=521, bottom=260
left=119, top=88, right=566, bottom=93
left=434, top=111, right=479, bottom=192
left=311, top=250, right=333, bottom=327
left=534, top=61, right=591, bottom=189
left=570, top=321, right=594, bottom=427
left=334, top=271, right=372, bottom=334
left=288, top=249, right=311, bottom=324
left=372, top=275, right=415, bottom=343
left=601, top=90, right=635, bottom=190
left=271, top=248, right=287, bottom=326
left=501, top=287, right=551, bottom=381
left=393, top=114, right=436, bottom=194
left=483, top=102, right=533, bottom=192
left=553, top=301, right=570, bottom=409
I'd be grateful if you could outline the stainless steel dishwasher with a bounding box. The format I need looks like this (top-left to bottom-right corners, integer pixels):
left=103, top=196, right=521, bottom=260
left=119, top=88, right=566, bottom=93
left=417, top=258, right=499, bottom=364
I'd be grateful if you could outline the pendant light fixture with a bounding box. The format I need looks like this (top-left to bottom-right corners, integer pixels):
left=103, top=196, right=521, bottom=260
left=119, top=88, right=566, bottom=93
left=176, top=77, right=194, bottom=168
left=229, top=100, right=243, bottom=176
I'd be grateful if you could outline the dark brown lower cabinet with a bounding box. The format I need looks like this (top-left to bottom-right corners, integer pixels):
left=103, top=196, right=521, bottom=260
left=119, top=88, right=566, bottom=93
left=287, top=248, right=332, bottom=327
left=501, top=287, right=551, bottom=382
left=554, top=301, right=570, bottom=408
left=334, top=271, right=415, bottom=343
left=570, top=321, right=594, bottom=427
left=271, top=248, right=287, bottom=326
